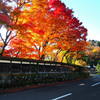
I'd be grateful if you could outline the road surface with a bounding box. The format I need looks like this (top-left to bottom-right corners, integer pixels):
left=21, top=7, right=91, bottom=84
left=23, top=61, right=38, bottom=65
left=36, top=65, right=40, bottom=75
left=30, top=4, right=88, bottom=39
left=0, top=74, right=100, bottom=100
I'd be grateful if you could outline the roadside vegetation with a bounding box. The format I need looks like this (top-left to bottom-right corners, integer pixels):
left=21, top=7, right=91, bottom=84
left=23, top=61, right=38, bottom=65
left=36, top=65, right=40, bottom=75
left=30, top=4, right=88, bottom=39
left=0, top=72, right=89, bottom=89
left=0, top=0, right=99, bottom=90
left=0, top=0, right=99, bottom=68
left=96, top=64, right=100, bottom=72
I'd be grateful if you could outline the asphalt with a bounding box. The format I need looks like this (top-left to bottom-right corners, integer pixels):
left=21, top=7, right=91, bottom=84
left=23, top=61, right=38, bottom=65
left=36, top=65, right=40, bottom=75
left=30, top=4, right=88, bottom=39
left=0, top=74, right=100, bottom=100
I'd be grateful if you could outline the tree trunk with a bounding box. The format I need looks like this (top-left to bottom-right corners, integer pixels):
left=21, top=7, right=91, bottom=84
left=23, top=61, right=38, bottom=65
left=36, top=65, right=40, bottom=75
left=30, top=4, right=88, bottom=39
left=0, top=44, right=7, bottom=56
left=54, top=49, right=61, bottom=62
left=61, top=51, right=69, bottom=62
left=40, top=54, right=45, bottom=60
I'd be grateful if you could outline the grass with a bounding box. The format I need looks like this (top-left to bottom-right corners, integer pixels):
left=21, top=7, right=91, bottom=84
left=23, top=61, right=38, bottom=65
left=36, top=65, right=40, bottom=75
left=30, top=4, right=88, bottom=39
left=96, top=72, right=100, bottom=75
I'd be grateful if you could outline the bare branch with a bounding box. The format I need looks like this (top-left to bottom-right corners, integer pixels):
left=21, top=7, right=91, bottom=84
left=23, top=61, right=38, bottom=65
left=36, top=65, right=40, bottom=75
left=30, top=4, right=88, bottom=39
left=6, top=34, right=16, bottom=44
left=0, top=33, right=4, bottom=43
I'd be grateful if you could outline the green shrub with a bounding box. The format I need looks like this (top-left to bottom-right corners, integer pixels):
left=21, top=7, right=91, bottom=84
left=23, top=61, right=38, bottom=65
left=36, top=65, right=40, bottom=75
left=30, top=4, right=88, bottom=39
left=0, top=72, right=89, bottom=89
left=96, top=64, right=100, bottom=72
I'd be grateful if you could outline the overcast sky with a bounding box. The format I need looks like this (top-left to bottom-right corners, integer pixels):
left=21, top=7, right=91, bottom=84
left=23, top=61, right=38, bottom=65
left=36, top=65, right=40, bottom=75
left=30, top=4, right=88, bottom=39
left=61, top=0, right=100, bottom=41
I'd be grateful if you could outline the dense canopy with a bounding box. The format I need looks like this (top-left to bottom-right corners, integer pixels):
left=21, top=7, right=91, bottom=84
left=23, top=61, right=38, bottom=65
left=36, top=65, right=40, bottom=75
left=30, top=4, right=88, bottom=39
left=0, top=0, right=88, bottom=62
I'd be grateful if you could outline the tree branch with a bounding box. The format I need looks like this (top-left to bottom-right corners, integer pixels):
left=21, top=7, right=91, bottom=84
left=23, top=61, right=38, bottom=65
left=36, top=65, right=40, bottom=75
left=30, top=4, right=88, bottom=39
left=0, top=33, right=5, bottom=43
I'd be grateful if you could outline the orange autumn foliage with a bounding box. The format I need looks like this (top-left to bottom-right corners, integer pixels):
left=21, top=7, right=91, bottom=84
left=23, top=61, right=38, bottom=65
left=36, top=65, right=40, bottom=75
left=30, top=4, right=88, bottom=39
left=3, top=0, right=88, bottom=61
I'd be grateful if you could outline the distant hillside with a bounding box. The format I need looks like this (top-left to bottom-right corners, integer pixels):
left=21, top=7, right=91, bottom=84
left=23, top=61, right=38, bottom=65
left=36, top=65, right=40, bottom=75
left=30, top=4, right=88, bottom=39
left=88, top=40, right=100, bottom=47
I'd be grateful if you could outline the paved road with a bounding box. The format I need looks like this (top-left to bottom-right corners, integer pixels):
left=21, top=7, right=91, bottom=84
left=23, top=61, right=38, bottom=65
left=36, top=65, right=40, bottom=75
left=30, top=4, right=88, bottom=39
left=0, top=75, right=100, bottom=100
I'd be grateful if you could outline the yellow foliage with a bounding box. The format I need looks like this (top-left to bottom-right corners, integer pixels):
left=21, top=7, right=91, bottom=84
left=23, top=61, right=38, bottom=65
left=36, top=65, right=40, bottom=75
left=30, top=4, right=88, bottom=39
left=92, top=47, right=100, bottom=53
left=0, top=42, right=3, bottom=47
left=75, top=60, right=87, bottom=66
